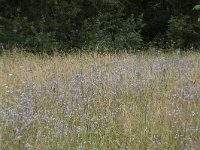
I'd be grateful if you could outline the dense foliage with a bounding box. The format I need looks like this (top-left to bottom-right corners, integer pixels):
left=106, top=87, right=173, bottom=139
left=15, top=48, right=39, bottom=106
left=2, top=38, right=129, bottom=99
left=0, top=0, right=199, bottom=52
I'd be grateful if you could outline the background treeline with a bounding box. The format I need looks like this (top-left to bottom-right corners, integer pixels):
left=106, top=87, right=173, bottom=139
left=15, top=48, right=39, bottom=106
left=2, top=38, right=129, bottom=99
left=0, top=0, right=200, bottom=53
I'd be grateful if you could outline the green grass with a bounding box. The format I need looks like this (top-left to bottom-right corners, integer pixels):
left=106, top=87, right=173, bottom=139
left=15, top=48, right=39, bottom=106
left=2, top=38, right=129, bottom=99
left=1, top=50, right=200, bottom=149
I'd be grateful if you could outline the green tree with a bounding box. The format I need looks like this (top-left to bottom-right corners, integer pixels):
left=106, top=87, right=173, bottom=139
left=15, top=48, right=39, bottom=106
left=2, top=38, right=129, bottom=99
left=0, top=0, right=200, bottom=52
left=167, top=15, right=200, bottom=48
left=193, top=5, right=200, bottom=22
left=81, top=3, right=144, bottom=50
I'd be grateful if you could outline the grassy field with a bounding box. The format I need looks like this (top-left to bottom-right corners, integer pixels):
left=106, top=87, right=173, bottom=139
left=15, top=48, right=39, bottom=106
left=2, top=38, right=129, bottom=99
left=1, top=50, right=200, bottom=149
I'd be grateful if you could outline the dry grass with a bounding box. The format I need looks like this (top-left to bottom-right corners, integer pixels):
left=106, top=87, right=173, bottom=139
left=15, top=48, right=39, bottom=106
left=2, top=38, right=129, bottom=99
left=1, top=50, right=200, bottom=149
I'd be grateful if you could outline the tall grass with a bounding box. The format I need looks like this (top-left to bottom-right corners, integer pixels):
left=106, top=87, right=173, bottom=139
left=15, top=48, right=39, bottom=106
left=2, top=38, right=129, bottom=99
left=1, top=50, right=200, bottom=149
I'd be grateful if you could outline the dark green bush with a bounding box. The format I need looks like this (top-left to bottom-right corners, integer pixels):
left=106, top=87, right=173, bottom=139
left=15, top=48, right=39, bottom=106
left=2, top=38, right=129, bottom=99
left=193, top=4, right=200, bottom=22
left=167, top=15, right=200, bottom=49
left=81, top=6, right=144, bottom=51
left=1, top=0, right=199, bottom=53
left=0, top=16, right=60, bottom=53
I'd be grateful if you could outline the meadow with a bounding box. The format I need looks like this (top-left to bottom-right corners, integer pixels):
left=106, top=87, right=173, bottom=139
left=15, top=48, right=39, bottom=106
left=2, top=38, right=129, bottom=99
left=1, top=50, right=200, bottom=150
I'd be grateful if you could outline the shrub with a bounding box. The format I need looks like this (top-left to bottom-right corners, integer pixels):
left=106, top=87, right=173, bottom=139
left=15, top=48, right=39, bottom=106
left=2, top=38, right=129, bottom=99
left=193, top=5, right=200, bottom=22
left=80, top=6, right=144, bottom=51
left=0, top=16, right=60, bottom=53
left=167, top=15, right=200, bottom=49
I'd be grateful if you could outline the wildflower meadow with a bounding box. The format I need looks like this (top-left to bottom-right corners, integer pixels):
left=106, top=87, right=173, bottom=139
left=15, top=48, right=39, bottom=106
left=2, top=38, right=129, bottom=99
left=1, top=50, right=200, bottom=149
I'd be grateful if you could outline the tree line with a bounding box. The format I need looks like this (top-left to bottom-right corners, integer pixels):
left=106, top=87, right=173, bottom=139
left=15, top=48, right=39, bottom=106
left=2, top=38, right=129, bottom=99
left=0, top=0, right=200, bottom=53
